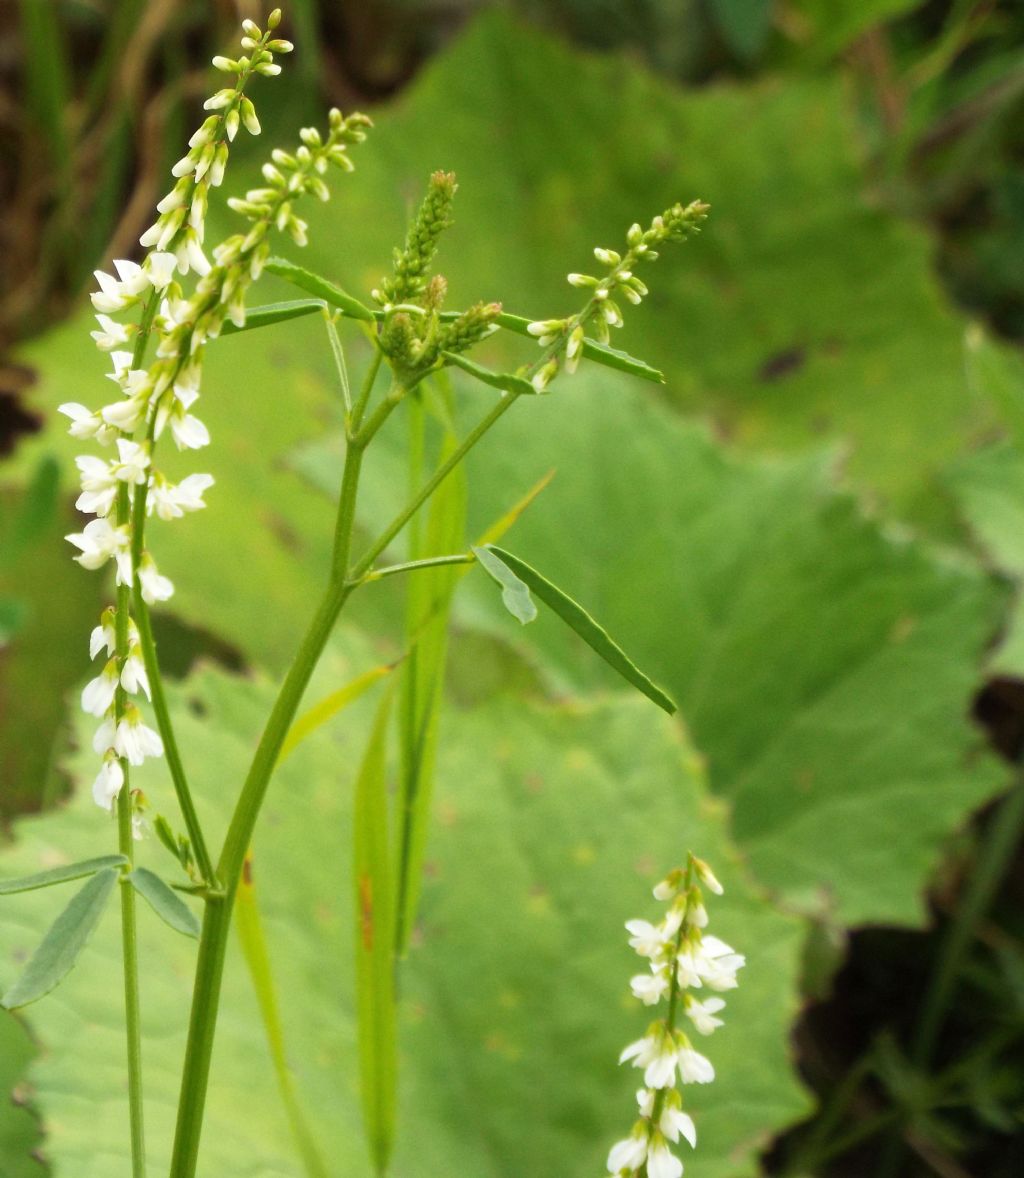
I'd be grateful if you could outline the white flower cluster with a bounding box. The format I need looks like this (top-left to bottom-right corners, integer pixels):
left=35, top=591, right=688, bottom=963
left=525, top=200, right=708, bottom=392
left=64, top=20, right=370, bottom=825
left=606, top=856, right=744, bottom=1178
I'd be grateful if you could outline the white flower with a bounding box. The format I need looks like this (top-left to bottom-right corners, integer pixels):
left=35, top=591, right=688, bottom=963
left=92, top=757, right=124, bottom=811
left=112, top=438, right=150, bottom=485
left=120, top=650, right=151, bottom=699
left=626, top=919, right=665, bottom=959
left=686, top=996, right=725, bottom=1036
left=91, top=314, right=131, bottom=350
left=66, top=518, right=131, bottom=581
left=92, top=716, right=116, bottom=755
left=692, top=857, right=723, bottom=895
left=149, top=472, right=213, bottom=520
left=631, top=970, right=670, bottom=1006
left=112, top=258, right=150, bottom=296
left=646, top=1138, right=683, bottom=1178
left=131, top=814, right=146, bottom=841
left=693, top=935, right=745, bottom=992
left=606, top=1130, right=648, bottom=1174
left=74, top=455, right=118, bottom=516
left=138, top=554, right=174, bottom=603
left=114, top=707, right=163, bottom=766
left=661, top=1106, right=697, bottom=1149
left=620, top=1033, right=678, bottom=1089
left=100, top=395, right=147, bottom=433
left=169, top=409, right=210, bottom=450
left=89, top=614, right=117, bottom=660
left=676, top=1046, right=714, bottom=1085
left=91, top=270, right=133, bottom=314
left=145, top=251, right=178, bottom=290
left=59, top=402, right=116, bottom=445
left=81, top=659, right=119, bottom=716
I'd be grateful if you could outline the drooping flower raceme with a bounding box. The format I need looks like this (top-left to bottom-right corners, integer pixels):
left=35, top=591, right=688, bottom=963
left=606, top=855, right=744, bottom=1178
left=62, top=11, right=370, bottom=824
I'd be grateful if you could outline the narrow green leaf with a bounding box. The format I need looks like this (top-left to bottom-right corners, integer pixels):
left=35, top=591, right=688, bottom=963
left=2, top=868, right=118, bottom=1009
left=126, top=868, right=200, bottom=939
left=471, top=545, right=538, bottom=625
left=324, top=314, right=353, bottom=415
left=0, top=855, right=127, bottom=896
left=280, top=663, right=396, bottom=764
left=236, top=851, right=331, bottom=1178
left=485, top=545, right=677, bottom=714
left=353, top=691, right=398, bottom=1176
left=265, top=257, right=376, bottom=321
left=441, top=350, right=538, bottom=396
left=493, top=311, right=665, bottom=383
left=395, top=421, right=467, bottom=954
left=219, top=299, right=327, bottom=337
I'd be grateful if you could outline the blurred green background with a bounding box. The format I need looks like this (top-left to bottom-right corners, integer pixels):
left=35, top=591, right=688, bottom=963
left=2, top=1, right=1024, bottom=1175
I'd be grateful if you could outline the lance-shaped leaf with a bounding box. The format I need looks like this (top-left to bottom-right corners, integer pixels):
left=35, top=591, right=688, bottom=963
left=480, top=545, right=677, bottom=714
left=441, top=350, right=537, bottom=396
left=472, top=545, right=537, bottom=625
left=1, top=867, right=118, bottom=1009
left=493, top=311, right=665, bottom=383
left=125, top=868, right=199, bottom=939
left=280, top=662, right=397, bottom=764
left=219, top=298, right=327, bottom=336
left=265, top=257, right=375, bottom=321
left=0, top=854, right=127, bottom=895
left=353, top=691, right=397, bottom=1176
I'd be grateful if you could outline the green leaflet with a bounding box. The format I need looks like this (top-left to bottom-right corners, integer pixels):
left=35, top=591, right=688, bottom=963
left=265, top=257, right=375, bottom=321
left=2, top=867, right=118, bottom=1009
left=125, top=868, right=200, bottom=939
left=471, top=545, right=538, bottom=625
left=219, top=298, right=327, bottom=336
left=481, top=545, right=677, bottom=715
left=280, top=662, right=395, bottom=763
left=0, top=854, right=127, bottom=895
left=440, top=350, right=537, bottom=396
left=353, top=691, right=398, bottom=1176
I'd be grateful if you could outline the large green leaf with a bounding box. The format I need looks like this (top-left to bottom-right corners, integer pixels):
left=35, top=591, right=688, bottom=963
left=420, top=378, right=999, bottom=927
left=0, top=1012, right=43, bottom=1178
left=0, top=648, right=806, bottom=1175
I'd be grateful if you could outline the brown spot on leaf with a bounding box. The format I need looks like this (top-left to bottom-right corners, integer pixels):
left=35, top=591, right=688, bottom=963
left=758, top=346, right=806, bottom=383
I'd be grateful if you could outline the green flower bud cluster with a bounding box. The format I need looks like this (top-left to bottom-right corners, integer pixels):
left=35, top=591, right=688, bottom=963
left=374, top=171, right=458, bottom=308
left=524, top=199, right=709, bottom=392
left=139, top=11, right=293, bottom=276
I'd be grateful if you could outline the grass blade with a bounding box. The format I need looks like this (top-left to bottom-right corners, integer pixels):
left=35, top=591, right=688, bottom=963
left=484, top=545, right=677, bottom=714
left=236, top=851, right=331, bottom=1178
left=2, top=868, right=118, bottom=1008
left=279, top=663, right=397, bottom=764
left=0, top=854, right=127, bottom=896
left=126, top=868, right=199, bottom=939
left=353, top=691, right=398, bottom=1176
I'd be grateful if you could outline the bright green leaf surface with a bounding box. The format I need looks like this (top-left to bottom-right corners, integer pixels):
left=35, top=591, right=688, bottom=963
left=0, top=1012, right=43, bottom=1178
left=2, top=868, right=118, bottom=1009
left=296, top=376, right=1006, bottom=925
left=125, top=868, right=200, bottom=939
left=0, top=652, right=806, bottom=1175
left=947, top=441, right=1024, bottom=675
left=446, top=381, right=1003, bottom=925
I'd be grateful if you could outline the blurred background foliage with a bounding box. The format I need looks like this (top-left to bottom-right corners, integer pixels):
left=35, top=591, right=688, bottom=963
left=2, top=1, right=1024, bottom=1175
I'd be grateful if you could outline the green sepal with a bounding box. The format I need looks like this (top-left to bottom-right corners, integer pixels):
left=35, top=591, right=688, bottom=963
left=125, top=868, right=200, bottom=939
left=471, top=545, right=538, bottom=625
left=0, top=855, right=128, bottom=895
left=1, top=867, right=119, bottom=1009
left=484, top=545, right=677, bottom=714
left=264, top=257, right=376, bottom=321
left=441, top=351, right=537, bottom=396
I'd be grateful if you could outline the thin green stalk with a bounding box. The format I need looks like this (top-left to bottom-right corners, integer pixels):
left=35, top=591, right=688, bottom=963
left=360, top=554, right=473, bottom=583
left=351, top=348, right=383, bottom=429
left=114, top=480, right=146, bottom=1177
left=132, top=592, right=217, bottom=886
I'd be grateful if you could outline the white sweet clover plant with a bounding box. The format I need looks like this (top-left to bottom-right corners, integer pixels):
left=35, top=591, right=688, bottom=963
left=1, top=11, right=734, bottom=1177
